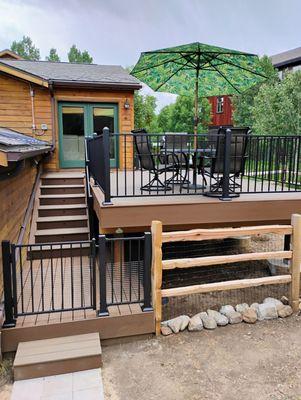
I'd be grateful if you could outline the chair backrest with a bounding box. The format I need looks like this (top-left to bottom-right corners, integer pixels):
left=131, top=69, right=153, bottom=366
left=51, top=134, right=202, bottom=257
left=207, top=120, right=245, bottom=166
left=212, top=127, right=251, bottom=175
left=163, top=132, right=188, bottom=152
left=132, top=129, right=156, bottom=171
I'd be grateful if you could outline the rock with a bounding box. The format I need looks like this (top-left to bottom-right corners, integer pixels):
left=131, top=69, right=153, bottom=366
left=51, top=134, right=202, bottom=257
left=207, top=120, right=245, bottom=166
left=263, top=297, right=283, bottom=307
left=188, top=314, right=203, bottom=332
left=200, top=312, right=217, bottom=330
left=235, top=303, right=249, bottom=314
left=278, top=305, right=293, bottom=318
left=242, top=308, right=257, bottom=324
left=161, top=325, right=173, bottom=336
left=257, top=303, right=278, bottom=320
left=250, top=303, right=264, bottom=320
left=166, top=315, right=190, bottom=333
left=207, top=309, right=228, bottom=326
left=220, top=305, right=235, bottom=316
left=276, top=303, right=285, bottom=313
left=228, top=311, right=243, bottom=324
left=250, top=303, right=259, bottom=310
left=281, top=296, right=289, bottom=305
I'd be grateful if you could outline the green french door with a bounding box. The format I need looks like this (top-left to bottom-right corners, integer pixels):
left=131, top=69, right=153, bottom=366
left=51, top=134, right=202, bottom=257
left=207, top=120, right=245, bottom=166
left=58, top=102, right=118, bottom=168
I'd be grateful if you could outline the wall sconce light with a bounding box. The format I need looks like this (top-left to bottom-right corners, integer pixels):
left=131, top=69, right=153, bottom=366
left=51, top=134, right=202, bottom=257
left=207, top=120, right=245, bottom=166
left=124, top=98, right=130, bottom=110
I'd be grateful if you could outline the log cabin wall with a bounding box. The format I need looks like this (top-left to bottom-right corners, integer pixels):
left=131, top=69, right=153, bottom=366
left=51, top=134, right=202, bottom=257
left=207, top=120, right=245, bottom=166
left=0, top=160, right=37, bottom=296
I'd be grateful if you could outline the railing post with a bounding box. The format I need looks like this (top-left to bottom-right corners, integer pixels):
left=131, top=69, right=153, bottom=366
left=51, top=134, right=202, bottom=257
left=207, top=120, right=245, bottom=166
left=142, top=232, right=153, bottom=312
left=91, top=238, right=97, bottom=311
left=102, top=127, right=112, bottom=205
left=1, top=240, right=16, bottom=328
left=98, top=235, right=109, bottom=317
left=290, top=214, right=301, bottom=312
left=220, top=128, right=232, bottom=201
left=151, top=221, right=163, bottom=335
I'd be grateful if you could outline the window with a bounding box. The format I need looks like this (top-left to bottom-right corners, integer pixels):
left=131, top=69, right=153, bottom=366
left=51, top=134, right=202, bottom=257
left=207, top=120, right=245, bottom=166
left=216, top=96, right=224, bottom=113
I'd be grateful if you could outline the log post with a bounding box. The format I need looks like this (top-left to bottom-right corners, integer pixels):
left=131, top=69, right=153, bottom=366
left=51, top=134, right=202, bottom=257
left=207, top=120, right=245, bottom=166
left=290, top=214, right=301, bottom=312
left=151, top=220, right=163, bottom=336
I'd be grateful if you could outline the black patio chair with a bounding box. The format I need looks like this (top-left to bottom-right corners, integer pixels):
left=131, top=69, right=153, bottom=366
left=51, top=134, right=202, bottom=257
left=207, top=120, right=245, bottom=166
left=160, top=132, right=190, bottom=184
left=132, top=129, right=179, bottom=191
left=204, top=127, right=251, bottom=196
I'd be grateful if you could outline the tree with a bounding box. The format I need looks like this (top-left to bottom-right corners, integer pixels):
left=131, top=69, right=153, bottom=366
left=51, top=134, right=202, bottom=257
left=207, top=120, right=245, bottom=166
left=46, top=48, right=60, bottom=62
left=134, top=92, right=158, bottom=131
left=11, top=36, right=40, bottom=60
left=232, top=55, right=279, bottom=128
left=68, top=45, right=93, bottom=63
left=157, top=95, right=211, bottom=133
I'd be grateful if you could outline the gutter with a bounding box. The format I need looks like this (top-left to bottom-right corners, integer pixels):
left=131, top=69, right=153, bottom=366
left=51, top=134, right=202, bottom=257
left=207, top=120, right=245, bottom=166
left=51, top=80, right=142, bottom=91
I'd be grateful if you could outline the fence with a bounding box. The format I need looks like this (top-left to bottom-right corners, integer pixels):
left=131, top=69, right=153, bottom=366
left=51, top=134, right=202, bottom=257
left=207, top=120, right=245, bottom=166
left=151, top=217, right=301, bottom=335
left=86, top=128, right=301, bottom=203
left=2, top=234, right=152, bottom=328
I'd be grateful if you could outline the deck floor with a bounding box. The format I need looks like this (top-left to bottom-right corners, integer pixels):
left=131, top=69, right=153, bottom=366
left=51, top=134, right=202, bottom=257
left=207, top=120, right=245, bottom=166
left=15, top=255, right=144, bottom=328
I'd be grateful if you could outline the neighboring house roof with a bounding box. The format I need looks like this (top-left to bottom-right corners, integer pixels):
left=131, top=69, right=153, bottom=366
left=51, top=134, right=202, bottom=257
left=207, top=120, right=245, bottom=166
left=270, top=47, right=301, bottom=69
left=0, top=59, right=141, bottom=89
left=0, top=127, right=52, bottom=166
left=0, top=49, right=23, bottom=60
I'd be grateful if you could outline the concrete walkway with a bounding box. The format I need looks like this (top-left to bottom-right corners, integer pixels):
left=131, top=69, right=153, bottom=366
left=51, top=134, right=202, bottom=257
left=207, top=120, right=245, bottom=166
left=11, top=369, right=104, bottom=400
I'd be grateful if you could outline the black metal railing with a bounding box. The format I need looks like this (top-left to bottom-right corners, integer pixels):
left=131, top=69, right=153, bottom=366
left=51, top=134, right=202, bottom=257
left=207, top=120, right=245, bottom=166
left=2, top=233, right=152, bottom=327
left=98, top=233, right=152, bottom=316
left=86, top=128, right=301, bottom=202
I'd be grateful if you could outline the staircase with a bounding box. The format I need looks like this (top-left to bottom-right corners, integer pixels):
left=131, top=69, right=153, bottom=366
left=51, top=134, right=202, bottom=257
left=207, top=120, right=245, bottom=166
left=32, top=172, right=90, bottom=257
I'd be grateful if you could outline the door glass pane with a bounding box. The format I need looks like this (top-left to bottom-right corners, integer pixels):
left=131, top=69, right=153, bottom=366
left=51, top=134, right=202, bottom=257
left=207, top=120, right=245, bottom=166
left=62, top=107, right=85, bottom=162
left=93, top=107, right=116, bottom=160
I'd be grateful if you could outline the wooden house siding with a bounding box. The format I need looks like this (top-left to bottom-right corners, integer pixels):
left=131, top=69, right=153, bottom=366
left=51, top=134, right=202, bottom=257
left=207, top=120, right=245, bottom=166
left=0, top=73, right=135, bottom=170
left=208, top=95, right=233, bottom=126
left=0, top=160, right=36, bottom=296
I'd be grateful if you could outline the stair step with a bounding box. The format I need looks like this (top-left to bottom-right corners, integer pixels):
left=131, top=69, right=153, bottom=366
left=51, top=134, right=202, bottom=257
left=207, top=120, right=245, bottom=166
left=13, top=333, right=102, bottom=380
left=40, top=185, right=85, bottom=195
left=35, top=227, right=89, bottom=243
left=38, top=204, right=87, bottom=217
left=37, top=215, right=88, bottom=230
left=41, top=173, right=85, bottom=186
left=40, top=194, right=86, bottom=205
left=28, top=242, right=91, bottom=259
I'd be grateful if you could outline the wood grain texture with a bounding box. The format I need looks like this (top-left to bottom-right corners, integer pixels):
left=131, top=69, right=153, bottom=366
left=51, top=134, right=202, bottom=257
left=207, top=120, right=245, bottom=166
left=151, top=221, right=163, bottom=336
left=290, top=214, right=301, bottom=311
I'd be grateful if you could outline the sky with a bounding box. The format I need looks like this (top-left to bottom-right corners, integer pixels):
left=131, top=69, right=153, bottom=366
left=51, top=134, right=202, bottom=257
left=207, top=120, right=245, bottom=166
left=0, top=0, right=300, bottom=110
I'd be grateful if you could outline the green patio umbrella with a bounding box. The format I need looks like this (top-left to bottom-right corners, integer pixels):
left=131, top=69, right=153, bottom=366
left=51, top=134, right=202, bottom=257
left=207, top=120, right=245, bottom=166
left=131, top=42, right=267, bottom=134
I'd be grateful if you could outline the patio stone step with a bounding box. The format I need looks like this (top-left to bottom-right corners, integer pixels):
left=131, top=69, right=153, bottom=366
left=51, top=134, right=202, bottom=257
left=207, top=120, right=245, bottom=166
left=37, top=215, right=88, bottom=230
left=39, top=194, right=86, bottom=206
left=40, top=184, right=85, bottom=195
left=38, top=204, right=87, bottom=217
left=13, top=333, right=102, bottom=380
left=35, top=227, right=89, bottom=243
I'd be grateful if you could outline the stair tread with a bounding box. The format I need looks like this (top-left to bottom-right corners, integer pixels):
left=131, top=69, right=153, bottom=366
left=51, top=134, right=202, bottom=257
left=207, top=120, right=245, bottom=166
left=39, top=204, right=87, bottom=210
left=37, top=215, right=88, bottom=222
left=35, top=227, right=90, bottom=236
left=41, top=185, right=85, bottom=189
left=14, top=333, right=101, bottom=367
left=40, top=194, right=86, bottom=199
left=41, top=172, right=85, bottom=179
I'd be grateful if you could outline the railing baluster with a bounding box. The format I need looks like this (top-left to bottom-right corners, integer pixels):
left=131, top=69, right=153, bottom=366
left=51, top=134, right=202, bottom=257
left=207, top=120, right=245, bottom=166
left=142, top=233, right=152, bottom=311
left=2, top=241, right=16, bottom=328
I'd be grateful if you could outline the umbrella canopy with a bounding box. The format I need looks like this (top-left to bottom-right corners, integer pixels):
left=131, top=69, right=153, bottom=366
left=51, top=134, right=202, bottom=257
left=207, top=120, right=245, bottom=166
left=131, top=42, right=267, bottom=133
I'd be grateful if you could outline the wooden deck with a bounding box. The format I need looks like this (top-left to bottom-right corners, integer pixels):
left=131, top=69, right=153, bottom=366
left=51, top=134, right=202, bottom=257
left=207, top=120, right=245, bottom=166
left=92, top=172, right=301, bottom=232
left=2, top=254, right=154, bottom=352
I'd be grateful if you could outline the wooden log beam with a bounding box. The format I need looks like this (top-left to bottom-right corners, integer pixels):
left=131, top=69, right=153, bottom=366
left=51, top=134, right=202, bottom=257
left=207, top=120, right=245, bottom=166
left=162, top=251, right=292, bottom=270
left=290, top=214, right=301, bottom=312
left=162, top=225, right=293, bottom=243
left=151, top=221, right=163, bottom=336
left=161, top=275, right=292, bottom=298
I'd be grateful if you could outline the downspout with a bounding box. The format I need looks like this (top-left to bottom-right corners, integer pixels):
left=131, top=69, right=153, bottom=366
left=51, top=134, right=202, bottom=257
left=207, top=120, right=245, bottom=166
left=49, top=81, right=56, bottom=151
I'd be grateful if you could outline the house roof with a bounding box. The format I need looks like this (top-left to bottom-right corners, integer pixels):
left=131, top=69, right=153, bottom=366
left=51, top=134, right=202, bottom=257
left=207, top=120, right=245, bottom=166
left=0, top=127, right=52, bottom=166
left=0, top=59, right=141, bottom=89
left=270, top=47, right=301, bottom=69
left=0, top=49, right=23, bottom=60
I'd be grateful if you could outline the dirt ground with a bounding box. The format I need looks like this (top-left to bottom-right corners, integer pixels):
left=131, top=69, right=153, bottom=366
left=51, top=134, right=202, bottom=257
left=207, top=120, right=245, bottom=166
left=102, top=315, right=301, bottom=400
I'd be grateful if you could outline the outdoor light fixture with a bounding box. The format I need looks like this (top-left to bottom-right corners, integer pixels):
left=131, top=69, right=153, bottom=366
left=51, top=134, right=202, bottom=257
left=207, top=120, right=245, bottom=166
left=124, top=98, right=130, bottom=109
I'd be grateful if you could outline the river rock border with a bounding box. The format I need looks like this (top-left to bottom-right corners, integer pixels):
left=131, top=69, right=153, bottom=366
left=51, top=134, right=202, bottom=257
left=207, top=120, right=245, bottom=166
left=160, top=297, right=295, bottom=336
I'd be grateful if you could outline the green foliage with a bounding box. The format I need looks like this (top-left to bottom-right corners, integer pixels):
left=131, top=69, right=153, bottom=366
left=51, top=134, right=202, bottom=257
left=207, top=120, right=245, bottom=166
left=134, top=93, right=158, bottom=131
left=11, top=36, right=40, bottom=60
left=46, top=48, right=60, bottom=62
left=157, top=95, right=211, bottom=133
left=232, top=56, right=279, bottom=128
left=253, top=71, right=301, bottom=134
left=68, top=45, right=93, bottom=63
